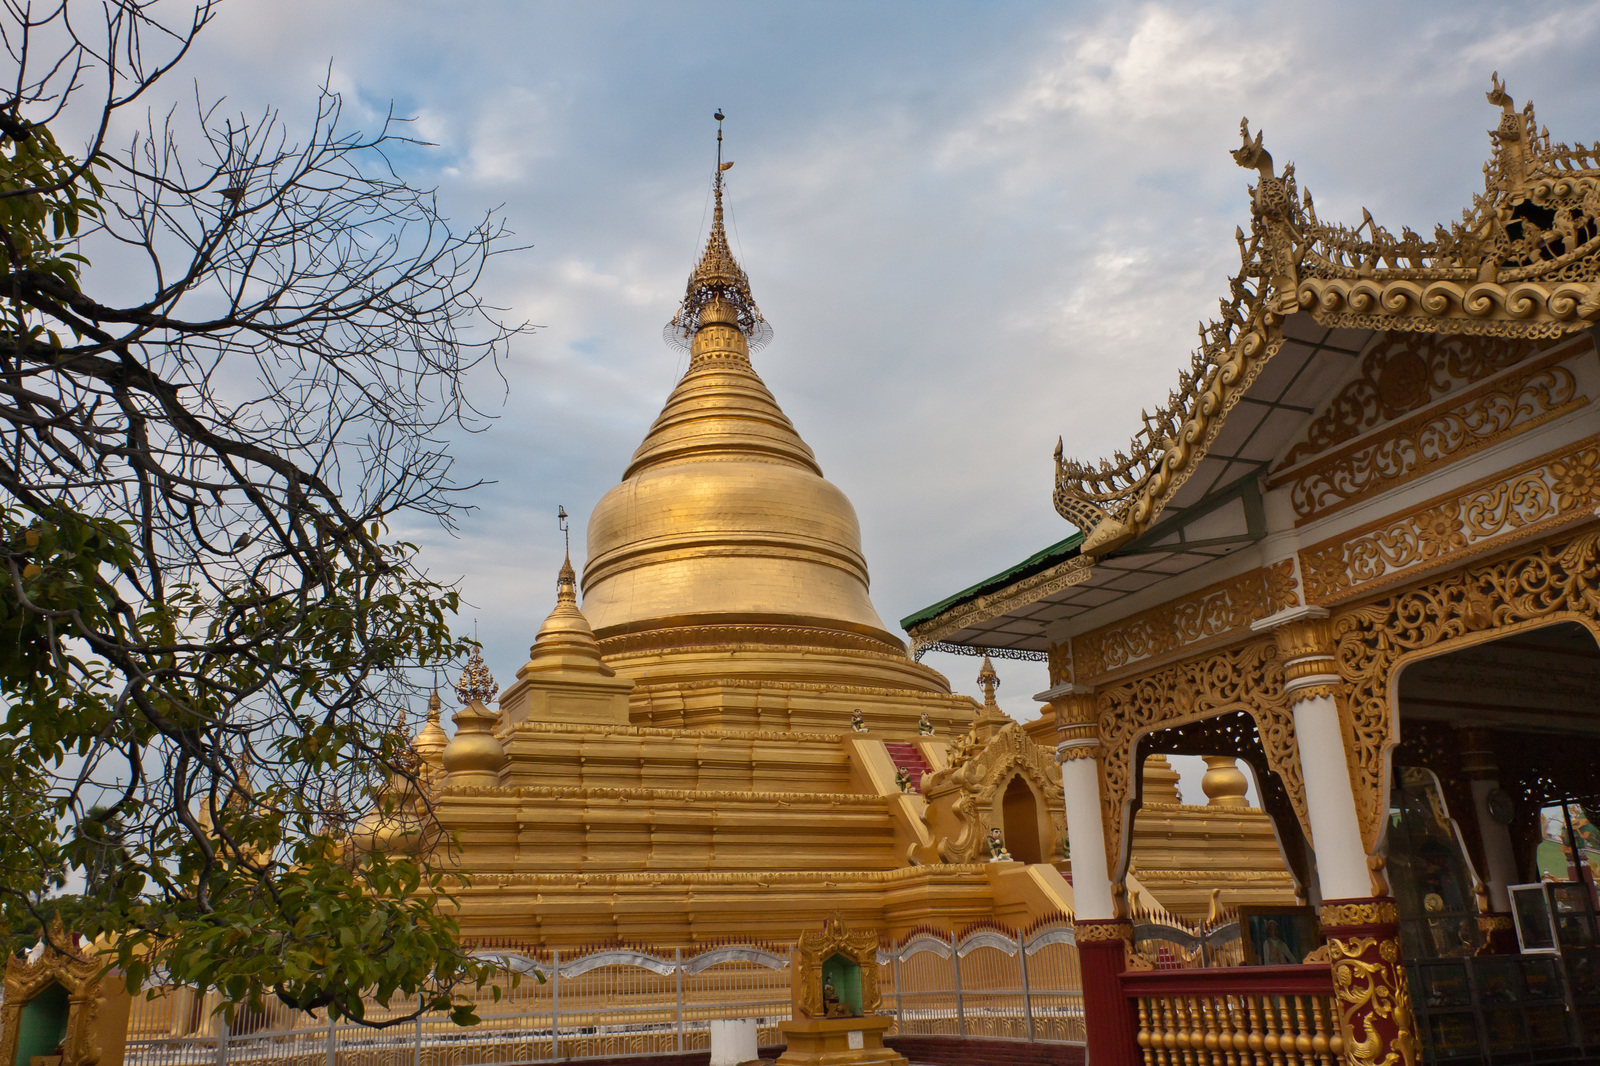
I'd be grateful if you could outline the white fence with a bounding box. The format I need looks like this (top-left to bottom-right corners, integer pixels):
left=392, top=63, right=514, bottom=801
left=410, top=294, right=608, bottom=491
left=875, top=919, right=1085, bottom=1045
left=57, top=920, right=1114, bottom=1064
left=123, top=944, right=791, bottom=1066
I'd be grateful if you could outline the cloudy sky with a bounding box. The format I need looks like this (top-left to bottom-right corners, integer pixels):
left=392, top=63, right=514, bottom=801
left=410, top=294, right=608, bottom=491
left=158, top=1, right=1600, bottom=790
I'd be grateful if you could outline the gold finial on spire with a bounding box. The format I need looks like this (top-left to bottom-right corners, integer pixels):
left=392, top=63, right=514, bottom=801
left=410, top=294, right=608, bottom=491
left=555, top=504, right=578, bottom=602
left=665, top=110, right=772, bottom=352
left=454, top=648, right=498, bottom=706
left=555, top=504, right=578, bottom=603
left=977, top=655, right=1000, bottom=708
left=412, top=681, right=449, bottom=768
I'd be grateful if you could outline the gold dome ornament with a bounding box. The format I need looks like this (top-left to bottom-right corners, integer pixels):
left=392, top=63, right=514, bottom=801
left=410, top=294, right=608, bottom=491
left=412, top=687, right=449, bottom=770
left=442, top=650, right=505, bottom=786
left=454, top=647, right=499, bottom=706
left=577, top=114, right=975, bottom=737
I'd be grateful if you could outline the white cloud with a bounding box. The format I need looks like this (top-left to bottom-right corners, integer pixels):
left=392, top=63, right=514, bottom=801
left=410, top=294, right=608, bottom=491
left=85, top=0, right=1600, bottom=710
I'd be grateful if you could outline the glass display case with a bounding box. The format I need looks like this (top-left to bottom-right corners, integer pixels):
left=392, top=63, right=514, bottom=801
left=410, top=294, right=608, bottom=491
left=1389, top=767, right=1486, bottom=959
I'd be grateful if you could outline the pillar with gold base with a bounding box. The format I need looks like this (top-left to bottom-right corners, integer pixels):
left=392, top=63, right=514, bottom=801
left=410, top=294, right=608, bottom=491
left=776, top=916, right=907, bottom=1066
left=1253, top=607, right=1418, bottom=1066
left=1052, top=686, right=1139, bottom=1066
left=1320, top=898, right=1418, bottom=1066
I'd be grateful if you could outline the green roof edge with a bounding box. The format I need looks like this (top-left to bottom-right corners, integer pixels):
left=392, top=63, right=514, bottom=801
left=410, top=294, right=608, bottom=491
left=899, top=531, right=1085, bottom=632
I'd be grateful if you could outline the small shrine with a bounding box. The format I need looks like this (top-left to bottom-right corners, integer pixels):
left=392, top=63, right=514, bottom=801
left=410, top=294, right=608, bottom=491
left=777, top=916, right=906, bottom=1066
left=1, top=925, right=130, bottom=1066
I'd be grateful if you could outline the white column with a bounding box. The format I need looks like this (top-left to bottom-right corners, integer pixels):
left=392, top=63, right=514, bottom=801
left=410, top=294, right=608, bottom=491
left=1292, top=692, right=1372, bottom=901
left=1253, top=605, right=1376, bottom=902
left=1058, top=746, right=1116, bottom=920
left=1470, top=779, right=1518, bottom=911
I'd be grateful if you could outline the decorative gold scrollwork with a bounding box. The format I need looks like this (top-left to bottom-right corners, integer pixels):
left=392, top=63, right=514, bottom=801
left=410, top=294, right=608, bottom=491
left=1302, top=436, right=1600, bottom=604
left=1073, top=919, right=1135, bottom=944
left=1073, top=569, right=1273, bottom=681
left=1095, top=641, right=1306, bottom=888
left=1334, top=528, right=1600, bottom=853
left=1326, top=933, right=1419, bottom=1066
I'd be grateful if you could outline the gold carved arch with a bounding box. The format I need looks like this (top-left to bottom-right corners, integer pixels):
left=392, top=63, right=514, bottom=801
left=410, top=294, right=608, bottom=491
left=793, top=914, right=881, bottom=1020
left=1095, top=640, right=1306, bottom=889
left=1333, top=527, right=1600, bottom=853
left=925, top=723, right=1066, bottom=864
left=0, top=930, right=113, bottom=1066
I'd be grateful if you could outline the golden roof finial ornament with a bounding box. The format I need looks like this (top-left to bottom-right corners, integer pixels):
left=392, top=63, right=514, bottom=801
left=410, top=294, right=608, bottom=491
left=454, top=648, right=498, bottom=706
left=977, top=655, right=1000, bottom=708
left=664, top=110, right=772, bottom=351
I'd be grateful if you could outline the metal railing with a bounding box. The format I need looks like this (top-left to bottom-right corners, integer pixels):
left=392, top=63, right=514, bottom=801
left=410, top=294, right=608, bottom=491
left=875, top=919, right=1085, bottom=1045
left=1131, top=909, right=1243, bottom=970
left=122, top=943, right=791, bottom=1066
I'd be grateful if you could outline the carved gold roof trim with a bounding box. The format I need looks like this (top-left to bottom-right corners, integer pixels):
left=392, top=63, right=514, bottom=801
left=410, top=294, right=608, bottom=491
left=1055, top=78, right=1600, bottom=555
left=906, top=553, right=1092, bottom=650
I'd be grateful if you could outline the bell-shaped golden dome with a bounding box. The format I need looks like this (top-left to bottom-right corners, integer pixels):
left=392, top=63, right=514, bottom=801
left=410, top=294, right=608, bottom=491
left=582, top=191, right=893, bottom=647
left=577, top=155, right=971, bottom=734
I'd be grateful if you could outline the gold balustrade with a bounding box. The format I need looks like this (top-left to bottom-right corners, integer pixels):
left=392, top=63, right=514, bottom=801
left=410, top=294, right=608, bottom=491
left=1123, top=966, right=1342, bottom=1066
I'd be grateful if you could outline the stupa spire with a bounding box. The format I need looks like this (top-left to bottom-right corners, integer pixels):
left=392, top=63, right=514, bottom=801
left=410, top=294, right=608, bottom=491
left=665, top=111, right=772, bottom=351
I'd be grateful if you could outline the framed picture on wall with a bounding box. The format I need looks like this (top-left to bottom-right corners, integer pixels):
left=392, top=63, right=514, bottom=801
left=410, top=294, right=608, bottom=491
left=1509, top=883, right=1558, bottom=953
left=1239, top=905, right=1321, bottom=966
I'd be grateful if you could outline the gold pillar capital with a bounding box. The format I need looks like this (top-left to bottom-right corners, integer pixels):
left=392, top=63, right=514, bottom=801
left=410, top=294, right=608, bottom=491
left=1051, top=685, right=1098, bottom=725
left=1251, top=605, right=1340, bottom=699
left=1052, top=685, right=1100, bottom=761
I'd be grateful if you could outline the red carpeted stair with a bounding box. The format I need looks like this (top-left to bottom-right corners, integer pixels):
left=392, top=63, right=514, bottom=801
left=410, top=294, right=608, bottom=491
left=883, top=742, right=932, bottom=790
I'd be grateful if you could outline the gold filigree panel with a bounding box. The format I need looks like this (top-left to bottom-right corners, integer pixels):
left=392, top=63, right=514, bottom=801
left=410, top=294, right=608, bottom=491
left=1302, top=434, right=1600, bottom=603
left=1282, top=348, right=1587, bottom=523
left=1333, top=529, right=1600, bottom=853
left=1278, top=332, right=1538, bottom=470
left=1265, top=558, right=1301, bottom=613
left=1095, top=641, right=1305, bottom=892
left=1046, top=641, right=1071, bottom=687
left=1073, top=569, right=1273, bottom=682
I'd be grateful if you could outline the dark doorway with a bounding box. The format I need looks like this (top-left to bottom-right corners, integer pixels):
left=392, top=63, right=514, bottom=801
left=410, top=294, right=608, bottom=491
left=1002, top=776, right=1043, bottom=864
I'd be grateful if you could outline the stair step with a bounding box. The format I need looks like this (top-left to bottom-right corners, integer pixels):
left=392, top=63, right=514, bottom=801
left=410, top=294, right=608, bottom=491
left=882, top=742, right=933, bottom=790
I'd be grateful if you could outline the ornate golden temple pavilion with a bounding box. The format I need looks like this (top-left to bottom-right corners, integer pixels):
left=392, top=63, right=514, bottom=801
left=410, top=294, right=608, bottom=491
left=907, top=78, right=1600, bottom=1065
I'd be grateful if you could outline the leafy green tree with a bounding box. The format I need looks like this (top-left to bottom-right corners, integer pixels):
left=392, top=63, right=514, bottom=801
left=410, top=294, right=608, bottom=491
left=0, top=0, right=526, bottom=1026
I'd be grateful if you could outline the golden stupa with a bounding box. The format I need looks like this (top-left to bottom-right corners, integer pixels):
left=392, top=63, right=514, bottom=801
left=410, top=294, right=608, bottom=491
left=407, top=144, right=1293, bottom=948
